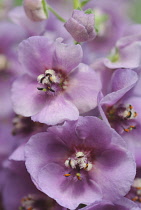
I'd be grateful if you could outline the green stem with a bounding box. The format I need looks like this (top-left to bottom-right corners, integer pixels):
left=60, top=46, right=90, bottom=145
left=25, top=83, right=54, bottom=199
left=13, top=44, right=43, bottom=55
left=81, top=0, right=92, bottom=7
left=73, top=0, right=81, bottom=9
left=48, top=6, right=66, bottom=23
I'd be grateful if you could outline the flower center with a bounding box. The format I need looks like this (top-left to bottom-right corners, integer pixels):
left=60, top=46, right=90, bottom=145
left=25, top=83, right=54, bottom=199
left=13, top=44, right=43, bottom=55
left=12, top=115, right=43, bottom=136
left=106, top=104, right=137, bottom=133
left=64, top=151, right=93, bottom=181
left=127, top=178, right=141, bottom=203
left=19, top=194, right=50, bottom=210
left=37, top=69, right=68, bottom=94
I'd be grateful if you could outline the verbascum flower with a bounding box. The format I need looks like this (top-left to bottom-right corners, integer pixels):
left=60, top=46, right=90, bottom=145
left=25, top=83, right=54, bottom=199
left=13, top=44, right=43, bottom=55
left=11, top=36, right=101, bottom=125
left=98, top=69, right=141, bottom=167
left=24, top=116, right=136, bottom=209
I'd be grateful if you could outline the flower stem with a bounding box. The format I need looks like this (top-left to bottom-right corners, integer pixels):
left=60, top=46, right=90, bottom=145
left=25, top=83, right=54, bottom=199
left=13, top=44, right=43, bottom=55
left=73, top=0, right=81, bottom=9
left=48, top=6, right=66, bottom=23
left=81, top=0, right=92, bottom=7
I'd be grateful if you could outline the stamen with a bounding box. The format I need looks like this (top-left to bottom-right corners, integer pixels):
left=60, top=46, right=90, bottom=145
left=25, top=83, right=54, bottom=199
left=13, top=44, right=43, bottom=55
left=124, top=125, right=136, bottom=132
left=37, top=87, right=47, bottom=92
left=76, top=173, right=81, bottom=181
left=124, top=128, right=130, bottom=132
left=76, top=151, right=85, bottom=158
left=64, top=173, right=71, bottom=177
left=132, top=196, right=138, bottom=202
left=126, top=111, right=132, bottom=119
left=134, top=112, right=138, bottom=117
left=37, top=87, right=55, bottom=92
left=129, top=105, right=133, bottom=110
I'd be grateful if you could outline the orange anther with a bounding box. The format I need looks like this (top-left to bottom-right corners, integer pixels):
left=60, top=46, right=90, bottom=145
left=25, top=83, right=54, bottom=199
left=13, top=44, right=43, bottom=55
left=134, top=112, right=138, bottom=117
left=124, top=128, right=130, bottom=132
left=77, top=176, right=82, bottom=181
left=130, top=125, right=136, bottom=129
left=64, top=173, right=71, bottom=177
left=129, top=105, right=133, bottom=110
left=132, top=196, right=138, bottom=201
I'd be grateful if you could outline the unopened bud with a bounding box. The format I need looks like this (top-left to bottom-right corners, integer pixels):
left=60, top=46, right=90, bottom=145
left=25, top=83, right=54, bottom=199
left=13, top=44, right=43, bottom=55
left=64, top=10, right=96, bottom=42
left=23, top=0, right=48, bottom=22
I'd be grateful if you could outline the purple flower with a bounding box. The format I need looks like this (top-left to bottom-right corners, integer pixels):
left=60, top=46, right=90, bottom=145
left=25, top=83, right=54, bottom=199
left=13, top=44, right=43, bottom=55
left=11, top=36, right=101, bottom=125
left=25, top=116, right=135, bottom=209
left=64, top=10, right=96, bottom=42
left=98, top=69, right=141, bottom=166
left=80, top=198, right=140, bottom=210
left=103, top=34, right=141, bottom=69
left=126, top=168, right=141, bottom=208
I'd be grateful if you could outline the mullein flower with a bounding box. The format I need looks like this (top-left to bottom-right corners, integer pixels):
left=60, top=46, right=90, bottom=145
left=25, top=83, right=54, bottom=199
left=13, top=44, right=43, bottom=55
left=98, top=69, right=141, bottom=166
left=64, top=10, right=96, bottom=42
left=24, top=116, right=135, bottom=209
left=104, top=34, right=141, bottom=69
left=11, top=36, right=101, bottom=125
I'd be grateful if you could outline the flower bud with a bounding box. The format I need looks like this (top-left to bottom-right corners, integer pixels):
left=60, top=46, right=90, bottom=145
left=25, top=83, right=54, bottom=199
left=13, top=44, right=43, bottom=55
left=64, top=10, right=96, bottom=42
left=23, top=0, right=48, bottom=22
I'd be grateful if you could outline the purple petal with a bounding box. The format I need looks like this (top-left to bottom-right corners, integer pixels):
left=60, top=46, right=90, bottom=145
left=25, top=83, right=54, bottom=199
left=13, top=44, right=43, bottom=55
left=11, top=75, right=46, bottom=116
left=111, top=69, right=138, bottom=92
left=75, top=116, right=112, bottom=150
left=64, top=63, right=101, bottom=113
left=18, top=36, right=54, bottom=77
left=53, top=38, right=83, bottom=73
left=25, top=132, right=69, bottom=183
left=104, top=35, right=141, bottom=69
left=31, top=94, right=79, bottom=125
left=93, top=150, right=136, bottom=201
left=38, top=163, right=102, bottom=209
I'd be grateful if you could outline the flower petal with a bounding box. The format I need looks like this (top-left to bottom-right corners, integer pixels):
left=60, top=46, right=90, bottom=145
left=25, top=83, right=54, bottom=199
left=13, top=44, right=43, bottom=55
left=18, top=36, right=54, bottom=77
left=25, top=132, right=68, bottom=184
left=65, top=63, right=101, bottom=113
left=32, top=94, right=79, bottom=125
left=53, top=38, right=83, bottom=73
left=38, top=163, right=102, bottom=209
left=11, top=74, right=46, bottom=116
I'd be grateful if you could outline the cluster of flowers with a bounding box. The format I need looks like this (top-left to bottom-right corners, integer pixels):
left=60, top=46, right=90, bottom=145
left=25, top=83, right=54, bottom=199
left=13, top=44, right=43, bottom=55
left=1, top=0, right=141, bottom=209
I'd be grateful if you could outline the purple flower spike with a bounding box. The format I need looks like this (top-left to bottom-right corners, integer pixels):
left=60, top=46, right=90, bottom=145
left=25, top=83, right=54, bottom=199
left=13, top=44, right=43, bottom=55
left=12, top=36, right=101, bottom=125
left=64, top=10, right=96, bottom=42
left=25, top=116, right=136, bottom=209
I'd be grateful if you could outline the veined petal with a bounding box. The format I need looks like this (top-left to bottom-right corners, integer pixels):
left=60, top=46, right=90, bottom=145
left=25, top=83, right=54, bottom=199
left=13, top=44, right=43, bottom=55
left=11, top=74, right=46, bottom=116
left=32, top=94, right=79, bottom=125
left=18, top=36, right=54, bottom=77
